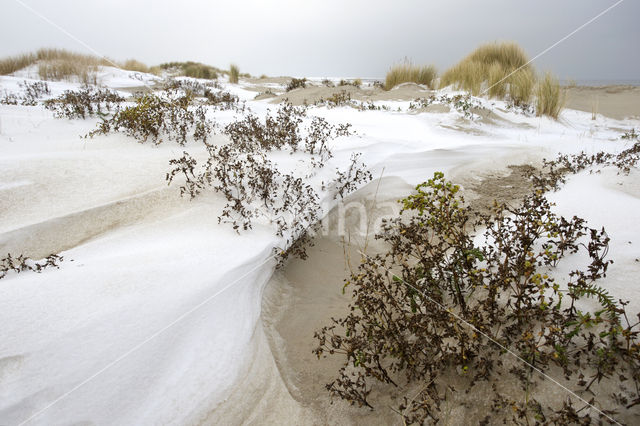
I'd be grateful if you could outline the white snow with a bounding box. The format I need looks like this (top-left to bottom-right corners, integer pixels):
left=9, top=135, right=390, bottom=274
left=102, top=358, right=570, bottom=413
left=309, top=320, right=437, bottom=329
left=1, top=71, right=639, bottom=424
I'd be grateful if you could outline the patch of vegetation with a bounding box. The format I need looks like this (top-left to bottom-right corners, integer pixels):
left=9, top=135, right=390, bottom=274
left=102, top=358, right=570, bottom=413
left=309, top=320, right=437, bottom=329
left=166, top=103, right=367, bottom=263
left=385, top=62, right=437, bottom=90
left=1, top=81, right=50, bottom=106
left=314, top=90, right=353, bottom=108
left=159, top=61, right=221, bottom=80
left=408, top=94, right=484, bottom=120
left=44, top=87, right=124, bottom=119
left=536, top=72, right=565, bottom=119
left=315, top=164, right=640, bottom=424
left=229, top=64, right=240, bottom=84
left=0, top=49, right=109, bottom=80
left=621, top=128, right=638, bottom=141
left=441, top=42, right=530, bottom=95
left=1, top=253, right=63, bottom=280
left=286, top=77, right=307, bottom=92
left=88, top=93, right=213, bottom=145
left=338, top=79, right=363, bottom=88
left=509, top=68, right=536, bottom=108
left=121, top=59, right=150, bottom=73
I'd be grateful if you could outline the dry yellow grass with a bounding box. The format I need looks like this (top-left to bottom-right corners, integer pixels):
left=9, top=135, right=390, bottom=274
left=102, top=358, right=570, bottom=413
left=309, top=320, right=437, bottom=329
left=0, top=52, right=36, bottom=75
left=121, top=59, right=149, bottom=73
left=440, top=42, right=531, bottom=97
left=384, top=63, right=437, bottom=90
left=229, top=64, right=239, bottom=84
left=536, top=72, right=565, bottom=119
left=508, top=68, right=536, bottom=106
left=1, top=48, right=158, bottom=82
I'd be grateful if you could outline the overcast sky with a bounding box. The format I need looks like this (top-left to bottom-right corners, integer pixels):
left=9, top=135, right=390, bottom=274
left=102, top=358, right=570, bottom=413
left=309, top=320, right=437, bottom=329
left=1, top=0, right=638, bottom=80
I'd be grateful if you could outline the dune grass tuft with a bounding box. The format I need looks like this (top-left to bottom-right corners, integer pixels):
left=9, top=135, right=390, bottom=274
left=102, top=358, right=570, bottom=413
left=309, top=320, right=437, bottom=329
left=229, top=64, right=239, bottom=84
left=0, top=52, right=37, bottom=75
left=509, top=68, right=536, bottom=106
left=384, top=62, right=437, bottom=90
left=0, top=48, right=154, bottom=84
left=440, top=42, right=531, bottom=96
left=536, top=72, right=565, bottom=119
left=121, top=59, right=149, bottom=73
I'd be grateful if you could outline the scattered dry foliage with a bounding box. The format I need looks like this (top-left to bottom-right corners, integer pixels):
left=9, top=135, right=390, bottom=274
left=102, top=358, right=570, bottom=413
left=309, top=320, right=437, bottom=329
left=1, top=253, right=63, bottom=280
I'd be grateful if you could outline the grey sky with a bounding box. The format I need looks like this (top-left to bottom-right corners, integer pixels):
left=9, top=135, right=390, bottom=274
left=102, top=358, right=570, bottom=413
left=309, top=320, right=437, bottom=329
left=1, top=0, right=638, bottom=80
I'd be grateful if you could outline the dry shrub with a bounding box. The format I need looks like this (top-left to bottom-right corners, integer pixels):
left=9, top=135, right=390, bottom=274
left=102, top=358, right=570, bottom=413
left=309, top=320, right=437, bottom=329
left=385, top=62, right=437, bottom=90
left=536, top=72, right=565, bottom=119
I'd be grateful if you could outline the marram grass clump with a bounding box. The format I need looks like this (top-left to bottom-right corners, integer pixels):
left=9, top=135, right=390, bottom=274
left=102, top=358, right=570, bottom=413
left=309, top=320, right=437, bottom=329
left=440, top=42, right=531, bottom=96
left=229, top=64, right=239, bottom=84
left=536, top=72, right=565, bottom=119
left=384, top=63, right=437, bottom=90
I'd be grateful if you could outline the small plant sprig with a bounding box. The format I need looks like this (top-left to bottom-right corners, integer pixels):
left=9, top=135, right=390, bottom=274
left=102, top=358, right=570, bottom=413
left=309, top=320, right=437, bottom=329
left=622, top=128, right=638, bottom=141
left=1, top=253, right=63, bottom=280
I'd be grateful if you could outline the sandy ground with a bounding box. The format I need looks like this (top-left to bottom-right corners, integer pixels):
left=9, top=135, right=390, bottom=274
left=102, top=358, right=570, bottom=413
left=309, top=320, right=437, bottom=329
left=564, top=85, right=640, bottom=120
left=248, top=78, right=640, bottom=121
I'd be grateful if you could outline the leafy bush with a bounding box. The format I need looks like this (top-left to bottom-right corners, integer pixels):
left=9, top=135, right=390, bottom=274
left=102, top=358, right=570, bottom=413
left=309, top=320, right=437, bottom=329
left=315, top=169, right=640, bottom=424
left=286, top=77, right=307, bottom=92
left=167, top=103, right=366, bottom=262
left=89, top=93, right=213, bottom=145
left=44, top=87, right=125, bottom=119
left=536, top=72, right=565, bottom=119
left=385, top=62, right=437, bottom=90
